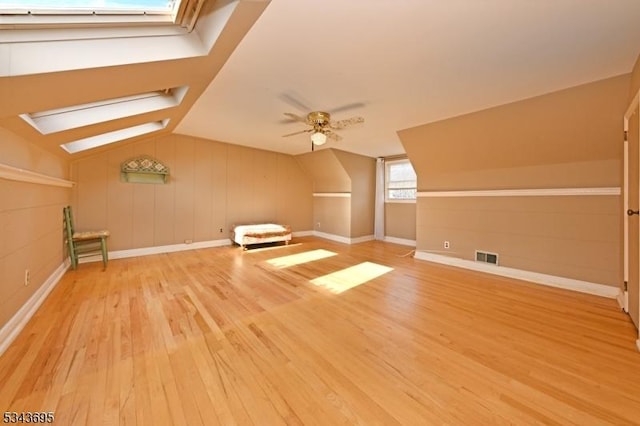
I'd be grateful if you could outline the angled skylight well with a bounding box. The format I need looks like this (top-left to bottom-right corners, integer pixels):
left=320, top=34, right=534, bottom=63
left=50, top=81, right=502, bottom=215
left=20, top=86, right=188, bottom=135
left=0, top=0, right=204, bottom=29
left=61, top=119, right=170, bottom=154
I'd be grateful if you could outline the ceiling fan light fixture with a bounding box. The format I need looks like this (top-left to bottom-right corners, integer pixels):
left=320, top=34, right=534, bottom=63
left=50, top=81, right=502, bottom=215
left=311, top=131, right=327, bottom=145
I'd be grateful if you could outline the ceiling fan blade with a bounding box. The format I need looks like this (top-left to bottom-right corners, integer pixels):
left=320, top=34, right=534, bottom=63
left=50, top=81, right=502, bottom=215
left=279, top=92, right=312, bottom=112
left=325, top=130, right=343, bottom=141
left=282, top=129, right=312, bottom=137
left=283, top=113, right=309, bottom=124
left=329, top=102, right=366, bottom=114
left=329, top=116, right=364, bottom=130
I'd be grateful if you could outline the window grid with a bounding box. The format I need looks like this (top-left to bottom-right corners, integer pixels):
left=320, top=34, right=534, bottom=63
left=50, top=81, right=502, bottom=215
left=385, top=159, right=417, bottom=202
left=0, top=1, right=176, bottom=13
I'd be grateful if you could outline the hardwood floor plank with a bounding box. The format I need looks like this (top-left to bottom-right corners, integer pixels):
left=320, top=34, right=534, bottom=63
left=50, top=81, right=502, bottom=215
left=1, top=237, right=639, bottom=425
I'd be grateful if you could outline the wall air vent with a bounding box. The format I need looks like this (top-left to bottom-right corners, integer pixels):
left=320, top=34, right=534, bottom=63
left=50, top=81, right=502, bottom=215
left=475, top=250, right=499, bottom=265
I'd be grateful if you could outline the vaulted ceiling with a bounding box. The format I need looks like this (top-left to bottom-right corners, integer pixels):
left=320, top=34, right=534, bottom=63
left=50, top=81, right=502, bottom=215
left=2, top=0, right=640, bottom=159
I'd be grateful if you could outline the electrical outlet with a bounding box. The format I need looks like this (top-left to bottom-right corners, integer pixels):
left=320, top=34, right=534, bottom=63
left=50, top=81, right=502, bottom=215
left=317, top=222, right=321, bottom=228
left=444, top=241, right=450, bottom=249
left=219, top=228, right=223, bottom=233
left=184, top=239, right=193, bottom=244
left=24, top=269, right=30, bottom=286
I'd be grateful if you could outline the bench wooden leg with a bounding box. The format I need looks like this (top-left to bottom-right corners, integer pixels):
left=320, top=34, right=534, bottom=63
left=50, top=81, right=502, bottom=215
left=100, top=237, right=108, bottom=270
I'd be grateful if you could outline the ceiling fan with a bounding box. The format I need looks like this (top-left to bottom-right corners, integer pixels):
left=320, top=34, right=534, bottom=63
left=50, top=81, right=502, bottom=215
left=282, top=111, right=364, bottom=151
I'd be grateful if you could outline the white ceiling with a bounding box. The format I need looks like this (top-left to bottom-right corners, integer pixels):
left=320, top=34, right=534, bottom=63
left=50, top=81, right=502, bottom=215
left=176, top=0, right=640, bottom=158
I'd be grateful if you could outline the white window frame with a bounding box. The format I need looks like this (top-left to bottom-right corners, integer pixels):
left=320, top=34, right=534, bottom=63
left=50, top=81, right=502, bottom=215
left=385, top=159, right=417, bottom=203
left=0, top=0, right=201, bottom=30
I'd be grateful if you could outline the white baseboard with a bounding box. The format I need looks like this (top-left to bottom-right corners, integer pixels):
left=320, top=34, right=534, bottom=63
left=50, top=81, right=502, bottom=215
left=0, top=260, right=69, bottom=356
left=384, top=236, right=417, bottom=247
left=81, top=232, right=347, bottom=264
left=80, top=238, right=232, bottom=263
left=414, top=251, right=619, bottom=299
left=617, top=290, right=627, bottom=311
left=351, top=235, right=375, bottom=244
left=312, top=231, right=351, bottom=244
left=292, top=230, right=314, bottom=237
left=312, top=231, right=374, bottom=245
left=80, top=232, right=374, bottom=262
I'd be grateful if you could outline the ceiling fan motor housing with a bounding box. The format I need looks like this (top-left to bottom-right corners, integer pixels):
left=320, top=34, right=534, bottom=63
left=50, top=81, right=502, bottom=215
left=307, top=111, right=331, bottom=126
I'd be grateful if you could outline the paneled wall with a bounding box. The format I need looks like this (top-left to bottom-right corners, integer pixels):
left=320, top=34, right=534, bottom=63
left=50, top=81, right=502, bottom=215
left=417, top=195, right=619, bottom=285
left=71, top=134, right=313, bottom=251
left=0, top=128, right=70, bottom=329
left=313, top=196, right=351, bottom=237
left=385, top=203, right=416, bottom=241
left=400, top=74, right=630, bottom=287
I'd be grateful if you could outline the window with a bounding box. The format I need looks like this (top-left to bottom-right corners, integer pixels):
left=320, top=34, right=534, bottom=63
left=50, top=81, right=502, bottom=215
left=0, top=0, right=177, bottom=14
left=385, top=159, right=417, bottom=201
left=0, top=0, right=196, bottom=28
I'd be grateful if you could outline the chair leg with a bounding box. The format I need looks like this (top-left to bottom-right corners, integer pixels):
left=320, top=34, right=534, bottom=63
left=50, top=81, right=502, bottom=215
left=64, top=206, right=78, bottom=270
left=69, top=242, right=78, bottom=270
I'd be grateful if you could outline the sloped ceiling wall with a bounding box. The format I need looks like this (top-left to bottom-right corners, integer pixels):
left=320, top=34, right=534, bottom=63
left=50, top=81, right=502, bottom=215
left=400, top=74, right=628, bottom=191
left=295, top=149, right=351, bottom=193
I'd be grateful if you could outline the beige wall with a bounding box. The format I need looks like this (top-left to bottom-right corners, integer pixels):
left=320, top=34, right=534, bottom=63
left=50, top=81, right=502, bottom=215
left=385, top=203, right=416, bottom=241
left=297, top=149, right=375, bottom=238
left=399, top=75, right=630, bottom=286
left=417, top=196, right=619, bottom=285
left=0, top=128, right=71, bottom=329
left=333, top=150, right=376, bottom=238
left=71, top=134, right=313, bottom=251
left=313, top=197, right=351, bottom=238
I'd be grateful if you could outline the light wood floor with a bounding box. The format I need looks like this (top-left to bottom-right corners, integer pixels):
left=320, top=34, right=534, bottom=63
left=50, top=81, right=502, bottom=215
left=1, top=237, right=639, bottom=425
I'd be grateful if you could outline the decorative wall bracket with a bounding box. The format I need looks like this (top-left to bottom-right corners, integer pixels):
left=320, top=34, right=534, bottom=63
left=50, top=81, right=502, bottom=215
left=120, top=155, right=169, bottom=184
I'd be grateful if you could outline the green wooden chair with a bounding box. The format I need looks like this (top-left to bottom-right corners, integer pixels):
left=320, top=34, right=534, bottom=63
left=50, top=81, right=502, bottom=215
left=63, top=206, right=110, bottom=270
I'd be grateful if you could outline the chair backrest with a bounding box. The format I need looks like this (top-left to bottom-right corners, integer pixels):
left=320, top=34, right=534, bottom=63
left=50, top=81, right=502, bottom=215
left=63, top=206, right=75, bottom=241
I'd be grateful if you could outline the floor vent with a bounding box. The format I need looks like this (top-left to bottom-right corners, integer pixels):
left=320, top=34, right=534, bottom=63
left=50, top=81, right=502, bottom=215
left=475, top=250, right=499, bottom=265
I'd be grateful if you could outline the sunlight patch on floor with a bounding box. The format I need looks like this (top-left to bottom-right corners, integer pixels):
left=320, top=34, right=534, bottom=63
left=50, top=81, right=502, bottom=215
left=266, top=249, right=337, bottom=268
left=310, top=262, right=393, bottom=294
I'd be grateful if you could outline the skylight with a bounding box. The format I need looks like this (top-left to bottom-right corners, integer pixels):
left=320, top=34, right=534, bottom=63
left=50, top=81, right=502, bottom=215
left=0, top=0, right=202, bottom=27
left=0, top=0, right=177, bottom=15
